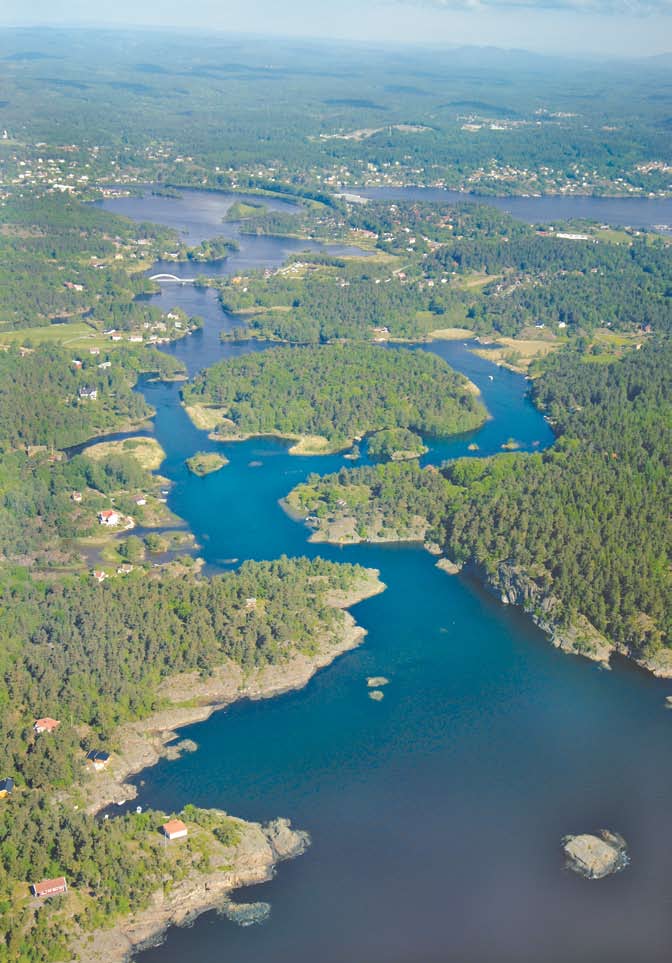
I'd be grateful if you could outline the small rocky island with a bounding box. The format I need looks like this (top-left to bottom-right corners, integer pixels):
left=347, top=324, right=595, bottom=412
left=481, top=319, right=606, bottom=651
left=186, top=451, right=229, bottom=476
left=562, top=830, right=629, bottom=879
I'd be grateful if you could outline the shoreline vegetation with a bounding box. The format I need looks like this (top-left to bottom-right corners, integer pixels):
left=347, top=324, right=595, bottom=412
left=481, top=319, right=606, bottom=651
left=72, top=568, right=384, bottom=962
left=85, top=568, right=385, bottom=814
left=74, top=816, right=308, bottom=963
left=287, top=494, right=670, bottom=676
left=182, top=406, right=345, bottom=455
left=284, top=341, right=671, bottom=677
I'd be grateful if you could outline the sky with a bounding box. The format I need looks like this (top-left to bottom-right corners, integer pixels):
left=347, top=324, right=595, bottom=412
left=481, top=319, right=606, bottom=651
left=1, top=0, right=670, bottom=57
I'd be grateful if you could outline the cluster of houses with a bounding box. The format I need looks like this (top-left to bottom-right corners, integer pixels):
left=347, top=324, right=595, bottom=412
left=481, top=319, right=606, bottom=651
left=2, top=717, right=113, bottom=808
left=32, top=717, right=111, bottom=768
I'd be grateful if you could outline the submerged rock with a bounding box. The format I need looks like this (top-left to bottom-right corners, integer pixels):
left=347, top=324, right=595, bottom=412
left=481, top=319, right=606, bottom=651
left=220, top=900, right=271, bottom=926
left=562, top=830, right=629, bottom=879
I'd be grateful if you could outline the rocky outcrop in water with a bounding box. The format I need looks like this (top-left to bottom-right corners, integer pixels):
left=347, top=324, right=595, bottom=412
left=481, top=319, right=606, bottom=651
left=563, top=830, right=629, bottom=879
left=435, top=557, right=462, bottom=575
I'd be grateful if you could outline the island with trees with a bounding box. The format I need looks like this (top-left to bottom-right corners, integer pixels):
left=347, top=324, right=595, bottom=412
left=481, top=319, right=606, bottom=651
left=286, top=340, right=671, bottom=670
left=182, top=344, right=487, bottom=453
left=186, top=451, right=229, bottom=476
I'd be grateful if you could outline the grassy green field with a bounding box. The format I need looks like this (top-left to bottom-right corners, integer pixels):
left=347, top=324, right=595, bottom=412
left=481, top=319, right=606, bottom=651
left=0, top=321, right=110, bottom=350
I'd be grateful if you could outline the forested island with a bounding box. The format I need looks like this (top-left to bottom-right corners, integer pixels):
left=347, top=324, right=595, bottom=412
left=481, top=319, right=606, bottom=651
left=367, top=427, right=428, bottom=461
left=182, top=344, right=486, bottom=452
left=0, top=24, right=670, bottom=963
left=287, top=341, right=671, bottom=669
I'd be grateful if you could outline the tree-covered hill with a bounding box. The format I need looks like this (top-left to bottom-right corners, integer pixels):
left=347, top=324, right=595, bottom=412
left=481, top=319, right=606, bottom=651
left=0, top=557, right=372, bottom=787
left=442, top=341, right=671, bottom=657
left=0, top=344, right=184, bottom=451
left=183, top=345, right=487, bottom=449
left=287, top=341, right=671, bottom=661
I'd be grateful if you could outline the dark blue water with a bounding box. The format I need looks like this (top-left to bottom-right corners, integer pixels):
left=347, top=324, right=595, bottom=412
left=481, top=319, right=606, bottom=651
left=133, top=363, right=672, bottom=963
left=100, top=191, right=672, bottom=963
left=356, top=187, right=672, bottom=231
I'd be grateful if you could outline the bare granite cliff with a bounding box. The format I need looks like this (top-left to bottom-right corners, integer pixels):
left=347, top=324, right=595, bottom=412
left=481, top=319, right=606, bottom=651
left=478, top=560, right=616, bottom=665
left=72, top=817, right=309, bottom=963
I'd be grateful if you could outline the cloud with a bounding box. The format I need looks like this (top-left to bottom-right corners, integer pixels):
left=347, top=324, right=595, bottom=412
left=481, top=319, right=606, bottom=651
left=404, top=0, right=672, bottom=13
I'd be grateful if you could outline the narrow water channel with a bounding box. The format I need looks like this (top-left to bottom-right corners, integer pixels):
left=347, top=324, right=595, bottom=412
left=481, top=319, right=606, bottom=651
left=98, top=189, right=672, bottom=963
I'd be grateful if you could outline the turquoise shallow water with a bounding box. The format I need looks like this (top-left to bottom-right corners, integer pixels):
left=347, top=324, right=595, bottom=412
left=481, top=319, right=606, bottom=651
left=98, top=191, right=672, bottom=963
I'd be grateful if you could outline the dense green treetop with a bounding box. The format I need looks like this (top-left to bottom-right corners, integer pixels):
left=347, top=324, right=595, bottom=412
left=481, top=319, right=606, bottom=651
left=288, top=460, right=451, bottom=543
left=0, top=556, right=369, bottom=785
left=0, top=345, right=180, bottom=451
left=288, top=341, right=671, bottom=655
left=0, top=794, right=247, bottom=963
left=183, top=345, right=487, bottom=447
left=367, top=427, right=427, bottom=460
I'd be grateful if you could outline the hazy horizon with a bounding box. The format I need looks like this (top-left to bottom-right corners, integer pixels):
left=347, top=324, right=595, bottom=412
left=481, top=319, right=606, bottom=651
left=1, top=0, right=670, bottom=58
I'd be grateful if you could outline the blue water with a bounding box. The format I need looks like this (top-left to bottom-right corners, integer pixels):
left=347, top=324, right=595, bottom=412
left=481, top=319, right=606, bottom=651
left=98, top=188, right=370, bottom=274
left=356, top=187, right=672, bottom=231
left=98, top=191, right=672, bottom=963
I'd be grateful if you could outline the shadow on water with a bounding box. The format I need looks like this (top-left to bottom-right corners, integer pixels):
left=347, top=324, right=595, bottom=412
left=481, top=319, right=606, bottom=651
left=97, top=190, right=672, bottom=963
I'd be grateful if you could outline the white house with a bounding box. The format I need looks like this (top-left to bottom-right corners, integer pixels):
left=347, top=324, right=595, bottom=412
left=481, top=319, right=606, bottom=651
left=162, top=819, right=188, bottom=841
left=98, top=509, right=120, bottom=527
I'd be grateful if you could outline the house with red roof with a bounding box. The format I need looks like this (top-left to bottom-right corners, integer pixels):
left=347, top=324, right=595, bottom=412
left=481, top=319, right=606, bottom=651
left=32, top=877, right=67, bottom=898
left=97, top=509, right=120, bottom=527
left=161, top=819, right=188, bottom=841
left=34, top=718, right=60, bottom=734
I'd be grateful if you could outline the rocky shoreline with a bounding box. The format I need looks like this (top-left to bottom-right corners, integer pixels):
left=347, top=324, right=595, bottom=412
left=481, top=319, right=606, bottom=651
left=453, top=559, right=672, bottom=678
left=294, top=510, right=672, bottom=682
left=72, top=817, right=309, bottom=963
left=85, top=569, right=384, bottom=814
left=563, top=830, right=629, bottom=879
left=433, top=545, right=672, bottom=679
left=73, top=570, right=384, bottom=962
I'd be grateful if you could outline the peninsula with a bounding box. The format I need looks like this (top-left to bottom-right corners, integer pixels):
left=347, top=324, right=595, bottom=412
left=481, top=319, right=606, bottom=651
left=285, top=341, right=671, bottom=675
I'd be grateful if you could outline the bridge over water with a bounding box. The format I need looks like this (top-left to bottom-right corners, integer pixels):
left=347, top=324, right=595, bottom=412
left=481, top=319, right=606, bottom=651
left=149, top=273, right=197, bottom=283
